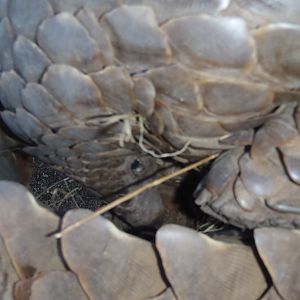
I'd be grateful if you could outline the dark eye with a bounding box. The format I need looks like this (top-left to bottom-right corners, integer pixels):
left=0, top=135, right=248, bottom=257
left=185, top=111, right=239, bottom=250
left=131, top=159, right=144, bottom=175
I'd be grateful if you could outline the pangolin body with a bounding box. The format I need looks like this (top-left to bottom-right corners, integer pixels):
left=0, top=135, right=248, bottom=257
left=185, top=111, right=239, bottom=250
left=1, top=0, right=300, bottom=227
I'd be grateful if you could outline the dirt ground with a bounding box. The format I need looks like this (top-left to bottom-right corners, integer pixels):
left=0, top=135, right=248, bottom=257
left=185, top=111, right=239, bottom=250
left=29, top=158, right=106, bottom=216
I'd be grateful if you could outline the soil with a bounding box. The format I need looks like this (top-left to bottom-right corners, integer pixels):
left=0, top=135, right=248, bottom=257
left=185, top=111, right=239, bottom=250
left=30, top=158, right=105, bottom=216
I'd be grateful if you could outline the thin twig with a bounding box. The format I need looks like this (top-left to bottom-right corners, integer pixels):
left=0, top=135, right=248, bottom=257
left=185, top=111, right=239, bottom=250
left=55, top=153, right=218, bottom=239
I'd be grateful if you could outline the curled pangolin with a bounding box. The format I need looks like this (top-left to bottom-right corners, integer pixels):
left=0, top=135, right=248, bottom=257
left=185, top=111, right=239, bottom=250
left=0, top=181, right=299, bottom=300
left=1, top=1, right=300, bottom=225
left=1, top=1, right=300, bottom=299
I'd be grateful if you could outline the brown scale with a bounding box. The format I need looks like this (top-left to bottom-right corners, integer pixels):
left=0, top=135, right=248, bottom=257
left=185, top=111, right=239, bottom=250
left=1, top=1, right=300, bottom=229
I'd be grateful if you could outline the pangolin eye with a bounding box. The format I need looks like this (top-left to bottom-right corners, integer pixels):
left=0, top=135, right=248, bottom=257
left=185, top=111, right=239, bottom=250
left=131, top=159, right=144, bottom=175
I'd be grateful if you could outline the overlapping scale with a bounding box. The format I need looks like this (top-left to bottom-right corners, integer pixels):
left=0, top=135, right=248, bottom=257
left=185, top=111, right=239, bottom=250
left=61, top=210, right=167, bottom=300
left=15, top=271, right=89, bottom=300
left=0, top=182, right=64, bottom=278
left=13, top=36, right=50, bottom=82
left=38, top=12, right=103, bottom=73
left=196, top=103, right=300, bottom=228
left=156, top=225, right=268, bottom=300
left=1, top=0, right=300, bottom=228
left=103, top=5, right=171, bottom=70
left=0, top=17, right=14, bottom=71
left=163, top=15, right=254, bottom=70
left=255, top=23, right=300, bottom=88
left=1, top=181, right=300, bottom=299
left=0, top=70, right=25, bottom=110
left=255, top=228, right=300, bottom=300
left=8, top=0, right=52, bottom=40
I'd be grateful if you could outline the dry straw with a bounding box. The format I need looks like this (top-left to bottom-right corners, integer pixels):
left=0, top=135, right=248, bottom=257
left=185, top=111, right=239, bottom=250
left=55, top=153, right=218, bottom=238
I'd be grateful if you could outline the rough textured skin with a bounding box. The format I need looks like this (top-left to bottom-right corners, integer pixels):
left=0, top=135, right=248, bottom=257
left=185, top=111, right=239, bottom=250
left=196, top=104, right=300, bottom=228
left=3, top=183, right=299, bottom=300
left=1, top=0, right=300, bottom=227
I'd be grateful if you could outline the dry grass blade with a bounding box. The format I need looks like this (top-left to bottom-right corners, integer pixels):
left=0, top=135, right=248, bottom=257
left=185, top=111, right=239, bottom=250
left=55, top=154, right=218, bottom=238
